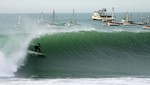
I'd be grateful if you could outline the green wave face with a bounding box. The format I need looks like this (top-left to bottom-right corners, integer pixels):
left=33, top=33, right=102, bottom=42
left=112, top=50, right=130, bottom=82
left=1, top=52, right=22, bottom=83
left=16, top=31, right=150, bottom=78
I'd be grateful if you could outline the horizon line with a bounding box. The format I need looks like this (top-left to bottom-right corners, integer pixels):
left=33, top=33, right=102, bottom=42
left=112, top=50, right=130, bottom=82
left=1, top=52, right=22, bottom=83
left=0, top=11, right=150, bottom=14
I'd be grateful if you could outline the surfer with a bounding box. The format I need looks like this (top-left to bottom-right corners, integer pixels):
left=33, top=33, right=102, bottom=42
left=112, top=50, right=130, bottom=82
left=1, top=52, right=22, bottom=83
left=34, top=43, right=41, bottom=53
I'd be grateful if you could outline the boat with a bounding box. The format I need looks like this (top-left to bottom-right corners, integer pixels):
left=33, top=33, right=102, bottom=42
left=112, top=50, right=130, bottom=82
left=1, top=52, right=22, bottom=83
left=64, top=9, right=80, bottom=26
left=92, top=8, right=114, bottom=21
left=37, top=12, right=45, bottom=25
left=107, top=22, right=120, bottom=26
left=49, top=10, right=57, bottom=26
left=121, top=12, right=134, bottom=26
left=15, top=16, right=23, bottom=27
left=137, top=13, right=145, bottom=25
left=48, top=10, right=64, bottom=27
left=137, top=22, right=145, bottom=25
left=106, top=7, right=120, bottom=26
left=143, top=16, right=150, bottom=29
left=143, top=26, right=150, bottom=29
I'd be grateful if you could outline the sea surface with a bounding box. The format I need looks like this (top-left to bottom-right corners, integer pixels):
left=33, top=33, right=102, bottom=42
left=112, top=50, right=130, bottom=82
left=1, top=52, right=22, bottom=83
left=0, top=12, right=150, bottom=85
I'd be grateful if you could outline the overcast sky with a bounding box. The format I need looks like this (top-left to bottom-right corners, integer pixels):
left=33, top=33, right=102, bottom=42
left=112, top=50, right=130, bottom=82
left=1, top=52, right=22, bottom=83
left=0, top=0, right=150, bottom=13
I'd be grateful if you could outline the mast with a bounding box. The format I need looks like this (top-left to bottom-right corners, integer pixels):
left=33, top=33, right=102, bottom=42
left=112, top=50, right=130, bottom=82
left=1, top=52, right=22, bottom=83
left=18, top=16, right=21, bottom=25
left=37, top=16, right=40, bottom=24
left=72, top=9, right=76, bottom=24
left=140, top=13, right=143, bottom=22
left=125, top=12, right=129, bottom=23
left=147, top=16, right=150, bottom=25
left=40, top=12, right=43, bottom=23
left=52, top=10, right=55, bottom=24
left=37, top=12, right=43, bottom=24
left=111, top=7, right=115, bottom=21
left=112, top=7, right=114, bottom=19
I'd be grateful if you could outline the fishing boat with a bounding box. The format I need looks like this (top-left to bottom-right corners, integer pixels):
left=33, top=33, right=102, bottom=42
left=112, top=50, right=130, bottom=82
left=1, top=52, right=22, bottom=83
left=121, top=12, right=135, bottom=26
left=92, top=8, right=114, bottom=21
left=49, top=10, right=57, bottom=26
left=106, top=7, right=120, bottom=26
left=137, top=13, right=145, bottom=25
left=64, top=9, right=80, bottom=26
left=48, top=10, right=64, bottom=26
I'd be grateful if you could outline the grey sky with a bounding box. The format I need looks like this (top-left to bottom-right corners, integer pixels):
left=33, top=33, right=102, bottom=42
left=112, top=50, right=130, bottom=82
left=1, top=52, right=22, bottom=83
left=0, top=0, right=150, bottom=13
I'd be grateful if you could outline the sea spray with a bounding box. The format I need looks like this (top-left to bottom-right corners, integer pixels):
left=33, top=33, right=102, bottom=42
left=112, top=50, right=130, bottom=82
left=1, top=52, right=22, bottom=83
left=0, top=34, right=34, bottom=77
left=0, top=52, right=15, bottom=77
left=0, top=26, right=50, bottom=77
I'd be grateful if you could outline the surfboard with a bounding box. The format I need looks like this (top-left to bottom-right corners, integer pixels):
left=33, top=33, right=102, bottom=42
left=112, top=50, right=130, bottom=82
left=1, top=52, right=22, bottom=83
left=28, top=50, right=46, bottom=56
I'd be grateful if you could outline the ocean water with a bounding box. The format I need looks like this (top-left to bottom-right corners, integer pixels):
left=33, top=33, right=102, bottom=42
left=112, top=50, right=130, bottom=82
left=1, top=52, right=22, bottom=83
left=0, top=13, right=150, bottom=85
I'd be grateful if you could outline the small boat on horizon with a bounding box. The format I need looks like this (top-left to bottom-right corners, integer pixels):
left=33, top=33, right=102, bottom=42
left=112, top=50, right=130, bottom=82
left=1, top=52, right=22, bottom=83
left=37, top=12, right=44, bottom=25
left=64, top=9, right=80, bottom=26
left=136, top=13, right=145, bottom=25
left=143, top=16, right=150, bottom=29
left=48, top=10, right=64, bottom=26
left=15, top=16, right=23, bottom=27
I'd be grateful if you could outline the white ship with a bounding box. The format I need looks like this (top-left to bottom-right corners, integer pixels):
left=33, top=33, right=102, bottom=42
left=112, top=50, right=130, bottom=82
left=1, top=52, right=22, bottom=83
left=92, top=8, right=114, bottom=21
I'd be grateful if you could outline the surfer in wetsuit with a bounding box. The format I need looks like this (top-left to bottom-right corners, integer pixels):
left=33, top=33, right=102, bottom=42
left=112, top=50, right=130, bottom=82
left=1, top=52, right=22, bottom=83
left=34, top=43, right=41, bottom=53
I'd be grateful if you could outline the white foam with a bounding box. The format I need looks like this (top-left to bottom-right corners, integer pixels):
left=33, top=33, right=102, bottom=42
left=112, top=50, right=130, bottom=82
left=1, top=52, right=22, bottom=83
left=0, top=52, right=14, bottom=77
left=0, top=77, right=150, bottom=85
left=0, top=31, right=40, bottom=77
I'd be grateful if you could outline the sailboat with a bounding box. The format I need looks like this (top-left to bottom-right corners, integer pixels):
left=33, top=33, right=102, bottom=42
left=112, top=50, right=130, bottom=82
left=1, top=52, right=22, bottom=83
left=65, top=9, right=80, bottom=26
left=137, top=13, right=145, bottom=25
left=48, top=10, right=64, bottom=27
left=15, top=16, right=23, bottom=27
left=121, top=12, right=134, bottom=26
left=122, top=12, right=130, bottom=26
left=106, top=7, right=120, bottom=26
left=37, top=12, right=45, bottom=25
left=143, top=16, right=150, bottom=29
left=51, top=10, right=63, bottom=25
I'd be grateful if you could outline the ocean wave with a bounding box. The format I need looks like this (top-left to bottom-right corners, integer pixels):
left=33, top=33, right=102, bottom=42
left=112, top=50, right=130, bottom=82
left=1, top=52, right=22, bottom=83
left=15, top=31, right=150, bottom=78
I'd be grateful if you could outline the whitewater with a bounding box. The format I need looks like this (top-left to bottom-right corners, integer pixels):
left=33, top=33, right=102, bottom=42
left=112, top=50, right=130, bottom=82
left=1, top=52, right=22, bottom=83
left=0, top=13, right=150, bottom=85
